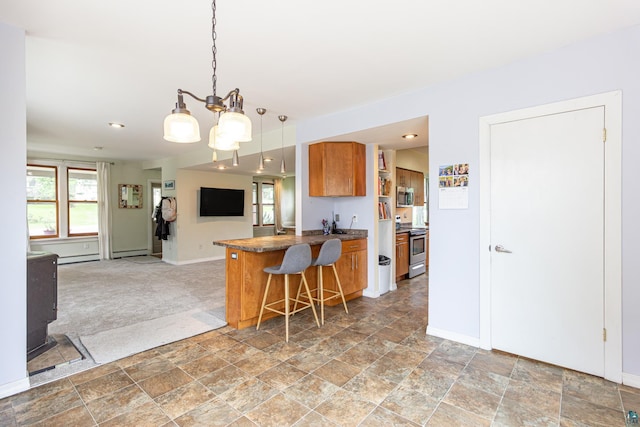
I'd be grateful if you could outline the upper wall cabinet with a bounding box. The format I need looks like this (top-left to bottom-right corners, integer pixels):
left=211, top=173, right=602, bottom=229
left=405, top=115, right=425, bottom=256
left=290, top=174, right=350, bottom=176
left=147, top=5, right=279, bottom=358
left=396, top=167, right=425, bottom=206
left=309, top=141, right=366, bottom=197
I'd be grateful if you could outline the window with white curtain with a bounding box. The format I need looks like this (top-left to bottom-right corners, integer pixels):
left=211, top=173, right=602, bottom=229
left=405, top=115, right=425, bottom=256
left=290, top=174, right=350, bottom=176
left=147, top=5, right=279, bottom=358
left=27, top=162, right=98, bottom=239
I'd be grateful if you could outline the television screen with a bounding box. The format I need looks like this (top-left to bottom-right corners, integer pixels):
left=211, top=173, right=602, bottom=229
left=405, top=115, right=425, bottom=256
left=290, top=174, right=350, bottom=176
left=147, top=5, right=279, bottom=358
left=199, top=187, right=245, bottom=217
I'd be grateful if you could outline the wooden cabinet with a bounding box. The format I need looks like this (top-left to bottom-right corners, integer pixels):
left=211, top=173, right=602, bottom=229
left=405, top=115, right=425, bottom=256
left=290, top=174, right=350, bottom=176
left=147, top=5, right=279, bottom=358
left=411, top=170, right=425, bottom=206
left=396, top=167, right=425, bottom=206
left=324, top=238, right=368, bottom=302
left=396, top=168, right=411, bottom=188
left=395, top=232, right=409, bottom=279
left=309, top=141, right=366, bottom=197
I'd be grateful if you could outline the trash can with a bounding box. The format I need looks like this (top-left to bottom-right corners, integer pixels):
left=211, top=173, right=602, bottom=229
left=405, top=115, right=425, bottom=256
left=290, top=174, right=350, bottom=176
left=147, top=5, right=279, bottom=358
left=378, top=255, right=391, bottom=295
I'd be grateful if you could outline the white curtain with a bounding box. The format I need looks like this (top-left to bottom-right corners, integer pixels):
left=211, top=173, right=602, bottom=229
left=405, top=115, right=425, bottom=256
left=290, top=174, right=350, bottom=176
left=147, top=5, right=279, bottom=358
left=274, top=178, right=284, bottom=233
left=97, top=162, right=112, bottom=260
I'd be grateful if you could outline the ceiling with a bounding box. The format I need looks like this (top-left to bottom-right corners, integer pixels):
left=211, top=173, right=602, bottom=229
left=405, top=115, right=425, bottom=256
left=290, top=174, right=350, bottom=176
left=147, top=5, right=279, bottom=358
left=3, top=1, right=640, bottom=175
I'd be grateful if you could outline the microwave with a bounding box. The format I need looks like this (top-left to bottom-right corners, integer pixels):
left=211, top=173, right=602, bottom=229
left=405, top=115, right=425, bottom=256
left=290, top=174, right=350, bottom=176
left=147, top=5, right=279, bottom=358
left=397, top=186, right=414, bottom=207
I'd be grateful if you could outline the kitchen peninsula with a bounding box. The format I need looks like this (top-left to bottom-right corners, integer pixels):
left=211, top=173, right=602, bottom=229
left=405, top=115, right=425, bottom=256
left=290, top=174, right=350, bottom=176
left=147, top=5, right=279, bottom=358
left=213, top=232, right=367, bottom=329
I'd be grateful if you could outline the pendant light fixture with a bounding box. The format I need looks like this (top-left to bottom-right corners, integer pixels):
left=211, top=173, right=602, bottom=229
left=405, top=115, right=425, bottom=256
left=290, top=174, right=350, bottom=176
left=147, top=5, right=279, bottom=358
left=163, top=0, right=252, bottom=154
left=257, top=108, right=266, bottom=171
left=279, top=115, right=287, bottom=174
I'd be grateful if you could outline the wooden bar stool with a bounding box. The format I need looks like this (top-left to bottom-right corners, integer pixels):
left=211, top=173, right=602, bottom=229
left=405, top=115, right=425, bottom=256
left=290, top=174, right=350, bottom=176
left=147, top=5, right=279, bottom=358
left=256, top=243, right=320, bottom=342
left=297, top=238, right=349, bottom=325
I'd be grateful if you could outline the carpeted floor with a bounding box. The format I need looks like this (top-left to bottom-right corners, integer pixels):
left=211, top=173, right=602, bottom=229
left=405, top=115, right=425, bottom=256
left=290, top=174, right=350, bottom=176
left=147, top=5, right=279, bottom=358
left=31, top=256, right=227, bottom=386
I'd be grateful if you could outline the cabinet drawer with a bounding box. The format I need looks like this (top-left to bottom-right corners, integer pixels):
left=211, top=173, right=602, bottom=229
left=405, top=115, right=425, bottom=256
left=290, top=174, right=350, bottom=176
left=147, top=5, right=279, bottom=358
left=395, top=233, right=409, bottom=243
left=342, top=239, right=367, bottom=253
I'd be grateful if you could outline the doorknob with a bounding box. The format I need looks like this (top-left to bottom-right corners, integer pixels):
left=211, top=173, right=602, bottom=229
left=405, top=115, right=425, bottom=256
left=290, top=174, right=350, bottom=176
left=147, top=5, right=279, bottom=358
left=495, top=245, right=512, bottom=253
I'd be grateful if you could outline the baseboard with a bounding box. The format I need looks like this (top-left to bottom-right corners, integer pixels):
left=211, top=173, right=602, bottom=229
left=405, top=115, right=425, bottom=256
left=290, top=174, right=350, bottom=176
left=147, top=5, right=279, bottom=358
left=113, top=249, right=150, bottom=258
left=426, top=326, right=480, bottom=348
left=362, top=288, right=380, bottom=299
left=57, top=254, right=99, bottom=265
left=0, top=376, right=30, bottom=399
left=623, top=372, right=640, bottom=389
left=166, top=255, right=225, bottom=266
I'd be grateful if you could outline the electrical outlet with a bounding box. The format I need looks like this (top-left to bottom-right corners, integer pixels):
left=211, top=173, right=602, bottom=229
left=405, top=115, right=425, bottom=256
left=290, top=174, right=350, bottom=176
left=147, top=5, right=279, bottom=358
left=352, top=214, right=358, bottom=223
left=335, top=214, right=340, bottom=222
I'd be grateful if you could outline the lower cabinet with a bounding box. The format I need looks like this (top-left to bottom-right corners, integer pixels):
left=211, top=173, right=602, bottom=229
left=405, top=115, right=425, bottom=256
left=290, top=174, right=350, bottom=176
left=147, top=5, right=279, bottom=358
left=396, top=232, right=409, bottom=279
left=324, top=238, right=368, bottom=303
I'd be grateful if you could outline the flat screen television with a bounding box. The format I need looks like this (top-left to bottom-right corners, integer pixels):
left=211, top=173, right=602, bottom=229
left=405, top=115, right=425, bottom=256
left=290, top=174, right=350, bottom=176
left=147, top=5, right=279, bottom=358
left=199, top=187, right=245, bottom=217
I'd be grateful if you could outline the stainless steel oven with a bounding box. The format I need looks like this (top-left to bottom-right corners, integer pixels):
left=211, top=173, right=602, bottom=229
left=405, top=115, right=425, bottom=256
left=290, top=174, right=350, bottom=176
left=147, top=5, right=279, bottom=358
left=408, top=229, right=427, bottom=278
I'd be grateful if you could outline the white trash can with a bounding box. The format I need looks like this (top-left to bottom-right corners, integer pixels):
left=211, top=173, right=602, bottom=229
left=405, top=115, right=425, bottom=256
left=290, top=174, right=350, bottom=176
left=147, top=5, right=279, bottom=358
left=378, top=255, right=391, bottom=294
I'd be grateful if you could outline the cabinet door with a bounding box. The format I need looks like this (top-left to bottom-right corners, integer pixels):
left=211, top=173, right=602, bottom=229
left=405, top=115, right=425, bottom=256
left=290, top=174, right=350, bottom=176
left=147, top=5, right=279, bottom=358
left=411, top=170, right=425, bottom=206
left=396, top=168, right=410, bottom=188
left=352, top=249, right=368, bottom=292
left=309, top=142, right=366, bottom=197
left=324, top=143, right=354, bottom=196
left=396, top=242, right=409, bottom=277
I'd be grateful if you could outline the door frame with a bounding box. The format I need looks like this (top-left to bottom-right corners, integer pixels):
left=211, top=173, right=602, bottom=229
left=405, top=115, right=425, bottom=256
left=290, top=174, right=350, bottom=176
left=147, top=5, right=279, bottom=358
left=147, top=179, right=162, bottom=254
left=478, top=91, right=622, bottom=382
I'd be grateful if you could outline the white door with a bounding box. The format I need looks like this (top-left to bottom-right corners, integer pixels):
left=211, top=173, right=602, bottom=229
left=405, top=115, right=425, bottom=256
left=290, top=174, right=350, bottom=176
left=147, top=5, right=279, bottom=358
left=490, top=106, right=605, bottom=376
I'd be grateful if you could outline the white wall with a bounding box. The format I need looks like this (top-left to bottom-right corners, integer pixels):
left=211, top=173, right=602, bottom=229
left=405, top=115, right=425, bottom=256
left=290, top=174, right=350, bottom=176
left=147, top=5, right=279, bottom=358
left=0, top=21, right=29, bottom=397
left=297, top=25, right=640, bottom=379
left=171, top=169, right=253, bottom=264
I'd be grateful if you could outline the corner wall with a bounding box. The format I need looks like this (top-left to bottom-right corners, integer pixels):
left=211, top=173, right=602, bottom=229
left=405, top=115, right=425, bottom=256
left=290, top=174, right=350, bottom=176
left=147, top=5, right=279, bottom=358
left=0, top=21, right=29, bottom=397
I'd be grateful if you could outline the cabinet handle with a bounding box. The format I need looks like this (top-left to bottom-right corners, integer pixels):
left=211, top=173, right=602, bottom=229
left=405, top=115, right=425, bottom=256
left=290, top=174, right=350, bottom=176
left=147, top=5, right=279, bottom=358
left=351, top=254, right=354, bottom=270
left=349, top=178, right=352, bottom=193
left=355, top=254, right=358, bottom=269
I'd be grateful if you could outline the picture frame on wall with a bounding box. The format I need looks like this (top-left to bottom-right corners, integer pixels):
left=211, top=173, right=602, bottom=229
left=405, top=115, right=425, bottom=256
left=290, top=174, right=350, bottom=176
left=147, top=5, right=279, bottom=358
left=163, top=180, right=175, bottom=191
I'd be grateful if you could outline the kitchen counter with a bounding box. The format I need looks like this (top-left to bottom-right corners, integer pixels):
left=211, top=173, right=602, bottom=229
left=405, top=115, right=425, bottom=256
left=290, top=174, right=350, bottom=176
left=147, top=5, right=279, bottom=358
left=213, top=231, right=368, bottom=329
left=213, top=231, right=366, bottom=252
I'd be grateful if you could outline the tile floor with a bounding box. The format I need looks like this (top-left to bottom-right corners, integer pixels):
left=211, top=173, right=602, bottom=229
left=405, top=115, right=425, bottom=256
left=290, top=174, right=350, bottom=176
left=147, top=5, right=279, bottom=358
left=1, top=276, right=638, bottom=426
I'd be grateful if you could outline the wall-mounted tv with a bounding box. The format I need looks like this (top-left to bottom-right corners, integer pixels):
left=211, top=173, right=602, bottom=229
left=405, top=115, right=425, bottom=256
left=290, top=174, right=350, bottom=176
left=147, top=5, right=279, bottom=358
left=199, top=187, right=245, bottom=217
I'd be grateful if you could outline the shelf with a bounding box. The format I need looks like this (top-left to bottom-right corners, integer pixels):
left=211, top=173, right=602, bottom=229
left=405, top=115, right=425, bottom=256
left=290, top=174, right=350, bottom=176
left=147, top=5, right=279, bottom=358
left=378, top=169, right=390, bottom=174
left=378, top=194, right=391, bottom=198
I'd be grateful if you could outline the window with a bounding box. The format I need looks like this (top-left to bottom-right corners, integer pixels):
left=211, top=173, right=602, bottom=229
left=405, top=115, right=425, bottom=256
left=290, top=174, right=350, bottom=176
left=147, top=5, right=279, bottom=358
left=252, top=181, right=274, bottom=226
left=252, top=182, right=258, bottom=226
left=67, top=168, right=98, bottom=236
left=27, top=163, right=98, bottom=239
left=261, top=183, right=274, bottom=225
left=27, top=165, right=58, bottom=238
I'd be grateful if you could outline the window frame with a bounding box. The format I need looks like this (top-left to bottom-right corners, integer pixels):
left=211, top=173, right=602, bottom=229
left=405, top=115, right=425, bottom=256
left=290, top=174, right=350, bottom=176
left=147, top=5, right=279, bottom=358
left=27, top=161, right=98, bottom=240
left=252, top=181, right=275, bottom=227
left=27, top=164, right=59, bottom=239
left=66, top=167, right=98, bottom=237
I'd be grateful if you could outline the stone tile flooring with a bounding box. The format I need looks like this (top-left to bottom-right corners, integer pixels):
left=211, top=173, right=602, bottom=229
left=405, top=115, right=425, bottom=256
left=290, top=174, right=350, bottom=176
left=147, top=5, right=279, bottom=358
left=1, top=276, right=638, bottom=426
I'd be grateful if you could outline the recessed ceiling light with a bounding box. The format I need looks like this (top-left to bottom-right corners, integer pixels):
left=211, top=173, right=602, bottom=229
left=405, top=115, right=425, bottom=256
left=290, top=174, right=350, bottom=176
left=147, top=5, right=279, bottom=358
left=109, top=122, right=125, bottom=128
left=402, top=133, right=418, bottom=139
left=217, top=164, right=226, bottom=170
left=264, top=157, right=273, bottom=162
left=93, top=146, right=103, bottom=151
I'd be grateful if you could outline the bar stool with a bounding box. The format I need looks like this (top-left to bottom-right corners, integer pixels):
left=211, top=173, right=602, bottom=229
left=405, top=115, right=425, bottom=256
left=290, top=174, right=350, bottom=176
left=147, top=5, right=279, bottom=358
left=256, top=243, right=320, bottom=342
left=298, top=239, right=349, bottom=325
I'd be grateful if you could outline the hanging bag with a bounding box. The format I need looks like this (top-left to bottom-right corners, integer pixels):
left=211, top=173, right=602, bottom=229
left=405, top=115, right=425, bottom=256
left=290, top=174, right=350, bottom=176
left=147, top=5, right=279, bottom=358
left=161, top=197, right=177, bottom=222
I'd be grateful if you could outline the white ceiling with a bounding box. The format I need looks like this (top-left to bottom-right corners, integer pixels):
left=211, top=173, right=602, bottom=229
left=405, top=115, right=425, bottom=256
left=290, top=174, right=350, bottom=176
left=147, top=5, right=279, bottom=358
left=3, top=0, right=640, bottom=174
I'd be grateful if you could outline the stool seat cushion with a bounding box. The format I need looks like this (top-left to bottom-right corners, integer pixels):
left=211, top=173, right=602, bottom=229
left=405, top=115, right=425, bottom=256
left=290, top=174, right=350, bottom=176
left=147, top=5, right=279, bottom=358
left=311, top=239, right=342, bottom=267
left=263, top=243, right=312, bottom=275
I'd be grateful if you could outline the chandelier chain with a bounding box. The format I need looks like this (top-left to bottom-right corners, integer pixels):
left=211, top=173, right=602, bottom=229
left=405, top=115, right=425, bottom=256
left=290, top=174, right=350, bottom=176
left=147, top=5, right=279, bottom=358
left=211, top=0, right=217, bottom=97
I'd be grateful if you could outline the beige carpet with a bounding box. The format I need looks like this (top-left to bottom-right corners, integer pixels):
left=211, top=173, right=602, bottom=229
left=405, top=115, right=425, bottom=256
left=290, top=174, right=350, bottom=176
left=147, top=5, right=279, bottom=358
left=31, top=256, right=227, bottom=386
left=80, top=308, right=226, bottom=363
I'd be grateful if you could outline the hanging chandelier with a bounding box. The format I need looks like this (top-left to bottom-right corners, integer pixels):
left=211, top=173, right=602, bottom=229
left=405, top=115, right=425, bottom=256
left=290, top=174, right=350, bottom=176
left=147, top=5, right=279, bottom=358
left=163, top=0, right=251, bottom=159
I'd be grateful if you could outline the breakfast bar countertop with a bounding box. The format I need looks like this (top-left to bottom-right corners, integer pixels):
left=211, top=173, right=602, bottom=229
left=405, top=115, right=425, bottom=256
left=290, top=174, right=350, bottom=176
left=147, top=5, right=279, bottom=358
left=213, top=230, right=367, bottom=252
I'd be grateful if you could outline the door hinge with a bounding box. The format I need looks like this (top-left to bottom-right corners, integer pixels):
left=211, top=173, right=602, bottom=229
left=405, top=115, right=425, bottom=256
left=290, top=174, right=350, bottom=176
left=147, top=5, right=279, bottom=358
left=603, top=128, right=607, bottom=143
left=603, top=328, right=607, bottom=342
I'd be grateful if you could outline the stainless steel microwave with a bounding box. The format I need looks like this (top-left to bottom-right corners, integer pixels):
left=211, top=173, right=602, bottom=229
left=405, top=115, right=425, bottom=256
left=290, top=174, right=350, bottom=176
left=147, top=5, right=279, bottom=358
left=397, top=186, right=414, bottom=207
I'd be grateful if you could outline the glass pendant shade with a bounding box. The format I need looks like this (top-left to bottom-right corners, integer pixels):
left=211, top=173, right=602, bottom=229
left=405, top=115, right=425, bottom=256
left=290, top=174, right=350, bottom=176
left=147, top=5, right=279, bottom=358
left=163, top=113, right=201, bottom=143
left=208, top=125, right=239, bottom=151
left=218, top=111, right=252, bottom=142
